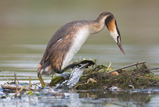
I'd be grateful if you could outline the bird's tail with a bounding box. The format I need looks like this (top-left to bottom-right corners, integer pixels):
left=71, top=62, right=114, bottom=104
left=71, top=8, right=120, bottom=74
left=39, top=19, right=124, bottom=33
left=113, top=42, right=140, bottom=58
left=37, top=64, right=52, bottom=76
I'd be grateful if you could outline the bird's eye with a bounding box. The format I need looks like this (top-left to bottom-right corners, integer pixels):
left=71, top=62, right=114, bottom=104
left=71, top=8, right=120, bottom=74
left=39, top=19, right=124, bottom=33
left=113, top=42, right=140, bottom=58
left=117, top=36, right=120, bottom=42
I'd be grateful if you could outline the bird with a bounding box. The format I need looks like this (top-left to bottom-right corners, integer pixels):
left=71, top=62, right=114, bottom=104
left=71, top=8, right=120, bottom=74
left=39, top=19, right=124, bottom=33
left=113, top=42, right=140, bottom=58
left=37, top=11, right=125, bottom=76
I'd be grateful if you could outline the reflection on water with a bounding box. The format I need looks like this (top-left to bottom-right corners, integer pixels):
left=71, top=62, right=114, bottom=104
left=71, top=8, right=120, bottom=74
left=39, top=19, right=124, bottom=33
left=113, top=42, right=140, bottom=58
left=1, top=87, right=159, bottom=107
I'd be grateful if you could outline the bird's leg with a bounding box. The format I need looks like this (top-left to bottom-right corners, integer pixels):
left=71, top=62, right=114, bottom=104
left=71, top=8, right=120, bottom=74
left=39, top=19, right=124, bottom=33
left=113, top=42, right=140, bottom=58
left=60, top=60, right=95, bottom=79
left=52, top=74, right=54, bottom=79
left=38, top=75, right=45, bottom=88
left=61, top=73, right=70, bottom=79
left=59, top=62, right=79, bottom=79
left=59, top=60, right=95, bottom=74
left=59, top=62, right=79, bottom=73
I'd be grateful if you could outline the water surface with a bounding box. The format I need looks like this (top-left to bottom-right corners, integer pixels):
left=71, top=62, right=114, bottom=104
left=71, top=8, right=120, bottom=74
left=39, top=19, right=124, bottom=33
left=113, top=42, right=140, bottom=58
left=0, top=44, right=159, bottom=81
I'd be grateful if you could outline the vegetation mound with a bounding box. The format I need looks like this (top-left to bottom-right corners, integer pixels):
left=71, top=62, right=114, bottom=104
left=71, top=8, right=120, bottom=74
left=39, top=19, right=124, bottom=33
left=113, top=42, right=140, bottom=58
left=50, top=61, right=159, bottom=90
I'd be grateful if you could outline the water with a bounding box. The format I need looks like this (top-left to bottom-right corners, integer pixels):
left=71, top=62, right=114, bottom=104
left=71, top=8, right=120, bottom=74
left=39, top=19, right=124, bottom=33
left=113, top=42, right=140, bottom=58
left=1, top=0, right=159, bottom=106
left=1, top=44, right=159, bottom=106
left=0, top=44, right=159, bottom=81
left=1, top=88, right=159, bottom=107
left=56, top=63, right=88, bottom=89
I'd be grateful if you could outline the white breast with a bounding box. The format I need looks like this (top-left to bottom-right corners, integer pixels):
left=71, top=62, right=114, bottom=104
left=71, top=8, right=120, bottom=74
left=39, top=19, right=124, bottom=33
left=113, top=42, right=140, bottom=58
left=61, top=28, right=90, bottom=69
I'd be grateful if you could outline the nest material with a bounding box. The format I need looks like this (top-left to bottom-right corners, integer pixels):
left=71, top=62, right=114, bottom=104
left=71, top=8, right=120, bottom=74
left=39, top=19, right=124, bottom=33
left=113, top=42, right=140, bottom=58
left=50, top=61, right=159, bottom=90
left=76, top=63, right=159, bottom=90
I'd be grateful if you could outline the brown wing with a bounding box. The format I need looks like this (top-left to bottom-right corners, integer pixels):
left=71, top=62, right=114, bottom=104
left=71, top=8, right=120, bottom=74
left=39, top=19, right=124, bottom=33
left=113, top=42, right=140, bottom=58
left=39, top=23, right=77, bottom=72
left=38, top=20, right=90, bottom=73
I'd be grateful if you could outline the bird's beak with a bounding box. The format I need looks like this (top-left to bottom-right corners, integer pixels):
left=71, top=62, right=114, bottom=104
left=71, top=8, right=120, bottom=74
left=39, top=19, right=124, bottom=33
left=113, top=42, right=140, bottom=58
left=117, top=41, right=125, bottom=55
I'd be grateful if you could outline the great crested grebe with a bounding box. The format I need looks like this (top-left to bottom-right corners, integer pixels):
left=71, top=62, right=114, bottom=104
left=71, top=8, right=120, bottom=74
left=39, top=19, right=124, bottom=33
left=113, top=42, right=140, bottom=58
left=37, top=12, right=125, bottom=76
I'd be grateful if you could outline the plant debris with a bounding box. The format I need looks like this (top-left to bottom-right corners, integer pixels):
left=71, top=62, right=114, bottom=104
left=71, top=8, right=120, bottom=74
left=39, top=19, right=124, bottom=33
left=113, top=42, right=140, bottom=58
left=1, top=61, right=159, bottom=91
left=49, top=61, right=159, bottom=90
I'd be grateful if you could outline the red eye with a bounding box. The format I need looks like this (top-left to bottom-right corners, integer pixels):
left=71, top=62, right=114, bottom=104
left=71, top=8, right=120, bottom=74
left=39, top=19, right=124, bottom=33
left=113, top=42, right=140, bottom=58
left=117, top=36, right=120, bottom=42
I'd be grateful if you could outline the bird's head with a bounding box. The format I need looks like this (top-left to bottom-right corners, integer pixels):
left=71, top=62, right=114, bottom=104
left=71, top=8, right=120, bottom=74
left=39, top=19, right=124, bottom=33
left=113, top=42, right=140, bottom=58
left=98, top=12, right=125, bottom=55
left=105, top=12, right=125, bottom=55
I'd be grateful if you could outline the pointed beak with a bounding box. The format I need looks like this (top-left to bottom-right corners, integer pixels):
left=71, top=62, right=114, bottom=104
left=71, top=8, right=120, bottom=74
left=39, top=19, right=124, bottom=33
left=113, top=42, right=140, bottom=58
left=117, top=42, right=125, bottom=55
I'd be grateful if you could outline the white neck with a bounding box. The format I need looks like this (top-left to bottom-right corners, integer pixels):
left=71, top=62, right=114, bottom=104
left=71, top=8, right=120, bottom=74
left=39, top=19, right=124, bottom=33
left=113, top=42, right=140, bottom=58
left=88, top=15, right=109, bottom=34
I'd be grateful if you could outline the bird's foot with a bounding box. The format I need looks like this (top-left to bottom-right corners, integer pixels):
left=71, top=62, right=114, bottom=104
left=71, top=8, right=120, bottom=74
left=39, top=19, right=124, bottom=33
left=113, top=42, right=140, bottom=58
left=62, top=73, right=70, bottom=79
left=38, top=75, right=45, bottom=88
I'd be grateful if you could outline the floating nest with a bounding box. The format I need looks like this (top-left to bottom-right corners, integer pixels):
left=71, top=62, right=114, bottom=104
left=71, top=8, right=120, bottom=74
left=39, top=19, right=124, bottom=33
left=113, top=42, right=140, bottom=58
left=50, top=60, right=159, bottom=90
left=1, top=60, right=159, bottom=91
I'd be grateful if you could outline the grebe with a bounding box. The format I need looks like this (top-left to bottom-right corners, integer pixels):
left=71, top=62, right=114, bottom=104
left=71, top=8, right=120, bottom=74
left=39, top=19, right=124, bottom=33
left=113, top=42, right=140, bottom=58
left=37, top=12, right=125, bottom=76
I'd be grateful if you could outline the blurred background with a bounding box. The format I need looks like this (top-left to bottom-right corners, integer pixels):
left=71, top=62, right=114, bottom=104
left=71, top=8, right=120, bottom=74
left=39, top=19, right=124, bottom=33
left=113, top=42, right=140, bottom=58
left=0, top=0, right=159, bottom=80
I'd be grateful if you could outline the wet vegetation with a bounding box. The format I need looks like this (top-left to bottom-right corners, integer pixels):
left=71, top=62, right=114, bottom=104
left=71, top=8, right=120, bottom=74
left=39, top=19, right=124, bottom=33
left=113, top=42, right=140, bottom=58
left=1, top=60, right=159, bottom=92
left=1, top=60, right=159, bottom=107
left=77, top=64, right=159, bottom=90
left=49, top=60, right=159, bottom=90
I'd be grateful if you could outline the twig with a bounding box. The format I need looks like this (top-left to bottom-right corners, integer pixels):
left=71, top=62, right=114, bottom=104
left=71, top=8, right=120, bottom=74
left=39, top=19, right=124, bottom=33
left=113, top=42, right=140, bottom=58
left=28, top=76, right=31, bottom=91
left=14, top=73, right=18, bottom=98
left=0, top=71, right=10, bottom=84
left=32, top=82, right=41, bottom=85
left=19, top=86, right=26, bottom=92
left=12, top=86, right=26, bottom=98
left=105, top=61, right=146, bottom=74
left=30, top=84, right=37, bottom=95
left=14, top=73, right=19, bottom=84
left=15, top=82, right=18, bottom=98
left=1, top=84, right=32, bottom=91
left=133, top=67, right=159, bottom=75
left=106, top=62, right=112, bottom=72
left=144, top=68, right=159, bottom=71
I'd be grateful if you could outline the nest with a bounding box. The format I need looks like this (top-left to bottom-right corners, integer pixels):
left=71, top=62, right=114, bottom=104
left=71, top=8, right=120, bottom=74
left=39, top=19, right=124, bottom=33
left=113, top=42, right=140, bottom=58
left=49, top=61, right=159, bottom=90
